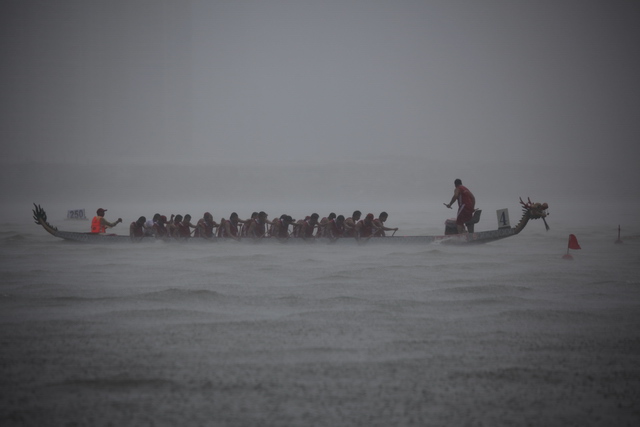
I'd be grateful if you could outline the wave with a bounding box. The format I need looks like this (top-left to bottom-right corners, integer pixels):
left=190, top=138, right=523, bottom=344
left=50, top=375, right=175, bottom=391
left=96, top=308, right=219, bottom=322
left=280, top=308, right=398, bottom=322
left=440, top=284, right=532, bottom=294
left=311, top=270, right=371, bottom=284
left=495, top=308, right=606, bottom=324
left=132, top=288, right=226, bottom=302
left=0, top=232, right=29, bottom=242
left=321, top=295, right=369, bottom=305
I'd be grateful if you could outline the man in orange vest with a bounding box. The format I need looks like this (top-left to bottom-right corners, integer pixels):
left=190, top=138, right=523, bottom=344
left=91, top=208, right=122, bottom=234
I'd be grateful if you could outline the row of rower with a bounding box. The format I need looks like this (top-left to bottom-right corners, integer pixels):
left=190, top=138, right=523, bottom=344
left=127, top=211, right=398, bottom=241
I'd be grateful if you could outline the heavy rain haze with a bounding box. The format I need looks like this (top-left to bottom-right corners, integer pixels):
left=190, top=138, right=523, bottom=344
left=3, top=3, right=640, bottom=426
left=2, top=0, right=639, bottom=224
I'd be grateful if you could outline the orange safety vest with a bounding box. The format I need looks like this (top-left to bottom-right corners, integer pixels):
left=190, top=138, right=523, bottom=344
left=91, top=216, right=106, bottom=234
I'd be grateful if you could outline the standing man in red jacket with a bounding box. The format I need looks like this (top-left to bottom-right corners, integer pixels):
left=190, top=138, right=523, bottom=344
left=445, top=179, right=476, bottom=234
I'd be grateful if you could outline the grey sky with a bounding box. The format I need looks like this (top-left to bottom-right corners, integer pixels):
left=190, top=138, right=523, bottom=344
left=2, top=0, right=639, bottom=204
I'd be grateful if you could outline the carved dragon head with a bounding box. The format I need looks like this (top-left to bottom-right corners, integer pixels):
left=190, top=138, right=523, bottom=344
left=519, top=197, right=549, bottom=230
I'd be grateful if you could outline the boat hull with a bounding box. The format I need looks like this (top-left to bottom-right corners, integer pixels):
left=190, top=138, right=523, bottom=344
left=43, top=228, right=516, bottom=245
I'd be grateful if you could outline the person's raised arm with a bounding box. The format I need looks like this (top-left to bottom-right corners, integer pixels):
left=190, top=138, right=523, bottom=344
left=445, top=188, right=460, bottom=209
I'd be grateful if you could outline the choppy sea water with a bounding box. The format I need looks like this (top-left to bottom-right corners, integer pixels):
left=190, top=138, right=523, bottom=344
left=1, top=211, right=640, bottom=426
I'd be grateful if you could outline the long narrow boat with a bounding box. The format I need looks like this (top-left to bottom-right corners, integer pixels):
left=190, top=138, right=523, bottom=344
left=32, top=199, right=549, bottom=245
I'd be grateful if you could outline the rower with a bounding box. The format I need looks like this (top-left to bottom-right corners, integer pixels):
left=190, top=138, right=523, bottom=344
left=247, top=211, right=269, bottom=238
left=177, top=214, right=196, bottom=238
left=325, top=214, right=345, bottom=240
left=355, top=213, right=375, bottom=241
left=144, top=214, right=160, bottom=237
left=343, top=210, right=361, bottom=237
left=270, top=214, right=295, bottom=239
left=195, top=212, right=218, bottom=238
left=129, top=216, right=146, bottom=241
left=240, top=212, right=258, bottom=237
left=218, top=212, right=241, bottom=241
left=373, top=212, right=398, bottom=237
left=153, top=215, right=169, bottom=237
left=167, top=214, right=182, bottom=238
left=297, top=213, right=320, bottom=239
left=317, top=212, right=336, bottom=237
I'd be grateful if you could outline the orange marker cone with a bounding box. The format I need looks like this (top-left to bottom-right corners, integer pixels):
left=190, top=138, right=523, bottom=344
left=562, top=234, right=581, bottom=260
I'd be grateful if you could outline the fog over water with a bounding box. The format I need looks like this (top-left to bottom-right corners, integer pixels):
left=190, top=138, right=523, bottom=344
left=1, top=0, right=640, bottom=224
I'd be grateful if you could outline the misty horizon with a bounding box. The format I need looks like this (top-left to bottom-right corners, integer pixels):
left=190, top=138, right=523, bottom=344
left=2, top=1, right=639, bottom=224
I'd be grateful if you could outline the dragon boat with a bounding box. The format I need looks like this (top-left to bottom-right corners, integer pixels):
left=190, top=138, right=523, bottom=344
left=32, top=199, right=549, bottom=245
